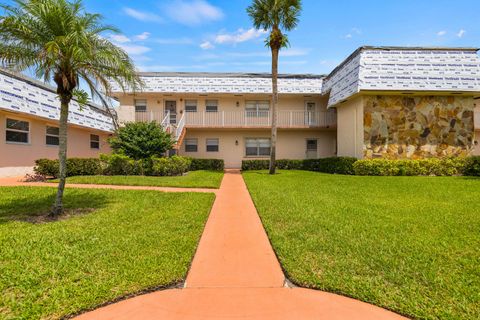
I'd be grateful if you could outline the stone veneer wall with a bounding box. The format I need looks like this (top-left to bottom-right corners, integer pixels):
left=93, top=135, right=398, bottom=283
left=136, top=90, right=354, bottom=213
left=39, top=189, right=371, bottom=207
left=364, top=95, right=474, bottom=159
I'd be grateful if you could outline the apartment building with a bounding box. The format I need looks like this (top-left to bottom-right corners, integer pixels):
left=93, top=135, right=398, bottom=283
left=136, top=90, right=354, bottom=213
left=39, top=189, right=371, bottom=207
left=111, top=47, right=480, bottom=168
left=0, top=69, right=114, bottom=176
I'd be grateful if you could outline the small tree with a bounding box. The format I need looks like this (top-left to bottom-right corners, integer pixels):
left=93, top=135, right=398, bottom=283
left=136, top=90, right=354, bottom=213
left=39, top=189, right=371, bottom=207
left=109, top=122, right=174, bottom=160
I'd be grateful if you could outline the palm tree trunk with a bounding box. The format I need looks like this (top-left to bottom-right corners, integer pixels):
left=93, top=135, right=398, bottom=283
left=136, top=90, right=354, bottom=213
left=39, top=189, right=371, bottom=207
left=269, top=47, right=279, bottom=175
left=51, top=97, right=70, bottom=217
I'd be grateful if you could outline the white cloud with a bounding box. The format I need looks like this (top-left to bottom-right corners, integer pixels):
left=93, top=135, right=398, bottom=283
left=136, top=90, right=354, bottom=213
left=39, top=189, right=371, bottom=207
left=215, top=28, right=267, bottom=45
left=118, top=44, right=151, bottom=55
left=154, top=38, right=194, bottom=45
left=165, top=0, right=223, bottom=26
left=224, top=48, right=309, bottom=58
left=351, top=27, right=362, bottom=35
left=134, top=32, right=151, bottom=41
left=110, top=34, right=131, bottom=43
left=437, top=30, right=447, bottom=36
left=123, top=7, right=163, bottom=23
left=200, top=41, right=215, bottom=50
left=457, top=29, right=466, bottom=38
left=344, top=34, right=352, bottom=39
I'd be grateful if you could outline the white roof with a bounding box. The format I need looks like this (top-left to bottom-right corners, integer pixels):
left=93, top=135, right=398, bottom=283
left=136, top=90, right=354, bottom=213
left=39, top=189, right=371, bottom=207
left=322, top=47, right=480, bottom=107
left=0, top=70, right=115, bottom=132
left=110, top=73, right=323, bottom=95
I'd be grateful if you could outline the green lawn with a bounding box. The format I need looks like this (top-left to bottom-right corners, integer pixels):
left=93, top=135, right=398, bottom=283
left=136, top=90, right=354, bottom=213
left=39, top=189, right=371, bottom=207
left=49, top=170, right=224, bottom=189
left=243, top=170, right=480, bottom=320
left=0, top=187, right=214, bottom=319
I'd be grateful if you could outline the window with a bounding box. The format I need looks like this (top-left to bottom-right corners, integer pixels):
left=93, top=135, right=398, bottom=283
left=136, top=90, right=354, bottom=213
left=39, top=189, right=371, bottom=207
left=206, top=138, right=219, bottom=152
left=245, top=138, right=270, bottom=156
left=135, top=99, right=147, bottom=112
left=206, top=100, right=218, bottom=112
left=245, top=100, right=270, bottom=117
left=46, top=126, right=59, bottom=146
left=90, top=134, right=100, bottom=149
left=185, top=138, right=198, bottom=152
left=185, top=100, right=197, bottom=112
left=6, top=118, right=29, bottom=143
left=306, top=139, right=318, bottom=151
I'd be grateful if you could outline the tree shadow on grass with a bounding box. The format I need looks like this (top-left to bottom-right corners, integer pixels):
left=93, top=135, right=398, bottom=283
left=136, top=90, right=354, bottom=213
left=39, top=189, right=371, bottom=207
left=0, top=189, right=109, bottom=224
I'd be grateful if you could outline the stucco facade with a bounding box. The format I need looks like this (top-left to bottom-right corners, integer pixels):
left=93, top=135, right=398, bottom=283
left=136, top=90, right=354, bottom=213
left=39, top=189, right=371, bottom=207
left=0, top=110, right=111, bottom=168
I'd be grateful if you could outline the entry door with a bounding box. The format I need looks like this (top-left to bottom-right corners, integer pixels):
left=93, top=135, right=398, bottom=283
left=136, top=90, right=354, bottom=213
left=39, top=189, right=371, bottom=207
left=305, top=101, right=316, bottom=125
left=165, top=101, right=177, bottom=124
left=306, top=139, right=318, bottom=159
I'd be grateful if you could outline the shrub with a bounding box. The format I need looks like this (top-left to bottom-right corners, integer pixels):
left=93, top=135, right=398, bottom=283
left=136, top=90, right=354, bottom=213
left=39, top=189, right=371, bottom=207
left=241, top=157, right=356, bottom=174
left=109, top=122, right=174, bottom=160
left=189, top=158, right=224, bottom=171
left=353, top=158, right=468, bottom=176
left=100, top=154, right=143, bottom=176
left=34, top=159, right=59, bottom=177
left=302, top=157, right=357, bottom=175
left=34, top=158, right=102, bottom=178
left=463, top=156, right=480, bottom=176
left=151, top=156, right=191, bottom=176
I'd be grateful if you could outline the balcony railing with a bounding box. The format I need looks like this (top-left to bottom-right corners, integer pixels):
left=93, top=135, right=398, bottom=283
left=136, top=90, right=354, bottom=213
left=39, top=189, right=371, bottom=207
left=135, top=110, right=336, bottom=128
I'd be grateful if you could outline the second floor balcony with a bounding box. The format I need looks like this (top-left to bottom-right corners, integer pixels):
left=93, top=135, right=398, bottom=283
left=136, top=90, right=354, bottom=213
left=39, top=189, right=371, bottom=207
left=135, top=110, right=337, bottom=129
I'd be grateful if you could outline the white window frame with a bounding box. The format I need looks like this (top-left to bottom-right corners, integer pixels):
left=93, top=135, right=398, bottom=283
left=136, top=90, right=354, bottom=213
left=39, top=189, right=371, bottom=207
left=205, top=100, right=218, bottom=112
left=245, top=138, right=271, bottom=157
left=185, top=138, right=198, bottom=152
left=90, top=134, right=100, bottom=149
left=185, top=100, right=197, bottom=112
left=245, top=100, right=270, bottom=117
left=46, top=125, right=60, bottom=146
left=5, top=118, right=29, bottom=144
left=206, top=138, right=219, bottom=152
left=135, top=99, right=147, bottom=112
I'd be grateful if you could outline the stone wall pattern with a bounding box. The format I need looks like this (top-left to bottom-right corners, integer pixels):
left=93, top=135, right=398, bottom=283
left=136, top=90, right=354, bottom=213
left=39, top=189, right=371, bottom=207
left=364, top=95, right=474, bottom=158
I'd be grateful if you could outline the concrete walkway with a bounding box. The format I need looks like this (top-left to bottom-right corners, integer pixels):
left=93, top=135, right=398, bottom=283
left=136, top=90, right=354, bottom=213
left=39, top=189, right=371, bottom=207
left=73, top=170, right=407, bottom=320
left=0, top=177, right=217, bottom=193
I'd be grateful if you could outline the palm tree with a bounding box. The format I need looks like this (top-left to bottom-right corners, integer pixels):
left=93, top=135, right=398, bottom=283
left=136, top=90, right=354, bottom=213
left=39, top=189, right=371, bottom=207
left=247, top=0, right=301, bottom=174
left=0, top=0, right=141, bottom=217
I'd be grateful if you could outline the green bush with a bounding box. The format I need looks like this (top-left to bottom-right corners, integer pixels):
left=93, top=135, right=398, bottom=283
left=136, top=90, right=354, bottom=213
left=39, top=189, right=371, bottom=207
left=34, top=159, right=59, bottom=177
left=108, top=122, right=174, bottom=160
left=241, top=157, right=356, bottom=174
left=189, top=158, right=224, bottom=171
left=100, top=154, right=143, bottom=176
left=151, top=156, right=191, bottom=176
left=462, top=156, right=480, bottom=176
left=34, top=158, right=102, bottom=178
left=353, top=158, right=468, bottom=176
left=302, top=157, right=357, bottom=175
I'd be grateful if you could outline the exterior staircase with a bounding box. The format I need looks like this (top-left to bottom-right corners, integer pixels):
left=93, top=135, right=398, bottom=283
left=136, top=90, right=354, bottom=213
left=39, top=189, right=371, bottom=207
left=160, top=111, right=186, bottom=152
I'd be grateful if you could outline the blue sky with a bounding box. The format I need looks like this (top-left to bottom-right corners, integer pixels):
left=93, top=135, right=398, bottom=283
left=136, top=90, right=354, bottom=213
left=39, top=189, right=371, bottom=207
left=17, top=0, right=480, bottom=75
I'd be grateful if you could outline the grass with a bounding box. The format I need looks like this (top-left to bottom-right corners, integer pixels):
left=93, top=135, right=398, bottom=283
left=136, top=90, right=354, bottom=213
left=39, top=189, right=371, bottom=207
left=48, top=170, right=224, bottom=189
left=0, top=187, right=215, bottom=319
left=243, top=170, right=480, bottom=320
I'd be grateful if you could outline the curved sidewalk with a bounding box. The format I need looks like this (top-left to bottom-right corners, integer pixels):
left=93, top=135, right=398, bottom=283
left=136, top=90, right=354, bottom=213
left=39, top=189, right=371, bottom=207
left=75, top=170, right=406, bottom=319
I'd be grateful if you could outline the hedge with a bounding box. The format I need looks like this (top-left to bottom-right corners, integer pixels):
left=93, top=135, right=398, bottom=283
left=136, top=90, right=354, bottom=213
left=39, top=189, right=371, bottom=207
left=34, top=158, right=102, bottom=178
left=241, top=157, right=357, bottom=175
left=353, top=158, right=468, bottom=176
left=188, top=158, right=224, bottom=171
left=464, top=156, right=480, bottom=176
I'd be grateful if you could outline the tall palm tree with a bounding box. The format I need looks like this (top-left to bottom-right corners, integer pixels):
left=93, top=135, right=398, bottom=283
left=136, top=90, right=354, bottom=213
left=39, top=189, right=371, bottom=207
left=0, top=0, right=141, bottom=217
left=247, top=0, right=301, bottom=174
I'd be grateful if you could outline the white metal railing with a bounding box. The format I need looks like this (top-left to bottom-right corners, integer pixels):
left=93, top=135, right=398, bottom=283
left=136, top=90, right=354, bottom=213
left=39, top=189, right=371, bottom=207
left=184, top=110, right=336, bottom=128
left=175, top=113, right=186, bottom=141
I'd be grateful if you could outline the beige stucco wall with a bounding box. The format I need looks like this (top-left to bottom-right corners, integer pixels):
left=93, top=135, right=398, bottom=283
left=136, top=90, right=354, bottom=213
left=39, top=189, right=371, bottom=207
left=0, top=111, right=111, bottom=167
left=178, top=128, right=336, bottom=168
left=336, top=96, right=363, bottom=158
left=115, top=93, right=328, bottom=117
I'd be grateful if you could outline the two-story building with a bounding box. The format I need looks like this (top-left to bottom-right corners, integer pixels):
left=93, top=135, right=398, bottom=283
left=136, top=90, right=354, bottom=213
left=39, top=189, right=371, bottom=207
left=111, top=47, right=480, bottom=168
